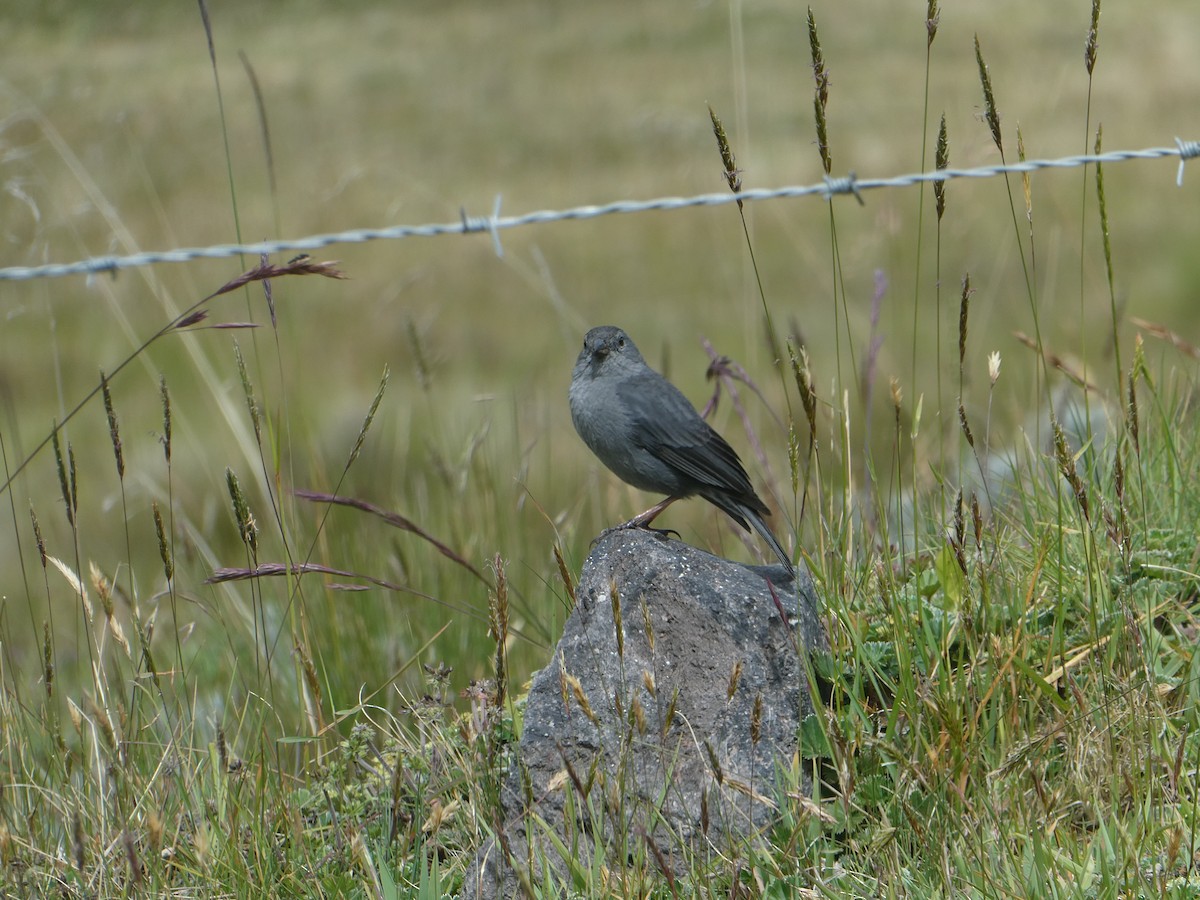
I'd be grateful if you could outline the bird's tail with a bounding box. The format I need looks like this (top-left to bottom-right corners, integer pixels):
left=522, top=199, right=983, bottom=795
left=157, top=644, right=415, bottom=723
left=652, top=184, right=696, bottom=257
left=748, top=510, right=795, bottom=577
left=704, top=492, right=796, bottom=578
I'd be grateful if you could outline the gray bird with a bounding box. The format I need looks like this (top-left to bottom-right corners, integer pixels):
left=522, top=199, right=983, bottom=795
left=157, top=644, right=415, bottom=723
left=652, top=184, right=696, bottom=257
left=570, top=325, right=794, bottom=577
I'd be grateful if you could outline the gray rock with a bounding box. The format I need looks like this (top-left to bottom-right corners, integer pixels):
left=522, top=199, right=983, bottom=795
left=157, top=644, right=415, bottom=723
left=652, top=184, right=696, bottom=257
left=462, top=527, right=828, bottom=898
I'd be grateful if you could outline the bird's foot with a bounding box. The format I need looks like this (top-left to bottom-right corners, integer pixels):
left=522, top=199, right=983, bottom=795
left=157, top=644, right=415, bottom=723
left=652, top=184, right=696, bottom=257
left=591, top=520, right=681, bottom=547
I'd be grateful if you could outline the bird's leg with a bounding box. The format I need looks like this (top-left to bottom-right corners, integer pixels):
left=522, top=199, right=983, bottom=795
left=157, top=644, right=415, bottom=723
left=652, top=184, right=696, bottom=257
left=593, top=497, right=682, bottom=545
left=625, top=496, right=678, bottom=529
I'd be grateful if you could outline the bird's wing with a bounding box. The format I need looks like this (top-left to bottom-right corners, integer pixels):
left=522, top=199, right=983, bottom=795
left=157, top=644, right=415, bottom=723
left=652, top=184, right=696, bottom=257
left=618, top=373, right=764, bottom=513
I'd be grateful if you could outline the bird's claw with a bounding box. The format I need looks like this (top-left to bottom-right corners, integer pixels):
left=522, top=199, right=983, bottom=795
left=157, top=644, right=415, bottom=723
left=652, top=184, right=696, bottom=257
left=590, top=521, right=681, bottom=548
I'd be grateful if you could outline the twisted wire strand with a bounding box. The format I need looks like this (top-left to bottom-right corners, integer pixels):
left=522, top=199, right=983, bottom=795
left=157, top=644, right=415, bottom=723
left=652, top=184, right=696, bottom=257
left=0, top=141, right=1194, bottom=283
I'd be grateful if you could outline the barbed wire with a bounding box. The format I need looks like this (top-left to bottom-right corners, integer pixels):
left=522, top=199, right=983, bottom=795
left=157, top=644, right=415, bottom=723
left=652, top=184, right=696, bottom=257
left=1, top=139, right=1195, bottom=284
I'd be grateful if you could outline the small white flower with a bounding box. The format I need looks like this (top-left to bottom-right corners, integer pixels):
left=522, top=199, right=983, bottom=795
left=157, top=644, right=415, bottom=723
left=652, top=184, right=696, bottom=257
left=987, top=351, right=1001, bottom=385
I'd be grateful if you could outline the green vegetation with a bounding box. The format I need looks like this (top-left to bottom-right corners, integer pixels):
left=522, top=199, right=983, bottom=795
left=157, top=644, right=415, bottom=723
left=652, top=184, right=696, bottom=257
left=2, top=1, right=1199, bottom=896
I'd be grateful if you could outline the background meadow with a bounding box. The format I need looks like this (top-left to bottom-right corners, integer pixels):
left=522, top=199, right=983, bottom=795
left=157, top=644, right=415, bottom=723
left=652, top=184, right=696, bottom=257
left=2, top=0, right=1200, bottom=895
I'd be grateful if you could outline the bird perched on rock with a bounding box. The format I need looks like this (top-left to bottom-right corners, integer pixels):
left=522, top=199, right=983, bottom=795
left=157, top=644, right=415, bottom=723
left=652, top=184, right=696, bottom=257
left=569, top=325, right=794, bottom=577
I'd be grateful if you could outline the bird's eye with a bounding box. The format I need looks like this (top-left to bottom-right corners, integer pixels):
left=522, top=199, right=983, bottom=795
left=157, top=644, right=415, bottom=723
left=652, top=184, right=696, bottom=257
left=617, top=338, right=625, bottom=348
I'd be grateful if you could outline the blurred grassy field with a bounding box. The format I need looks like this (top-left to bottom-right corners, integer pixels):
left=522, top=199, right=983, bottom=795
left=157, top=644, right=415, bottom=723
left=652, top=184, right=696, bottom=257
left=2, top=0, right=1198, bottom=710
left=4, top=2, right=1200, bottom=895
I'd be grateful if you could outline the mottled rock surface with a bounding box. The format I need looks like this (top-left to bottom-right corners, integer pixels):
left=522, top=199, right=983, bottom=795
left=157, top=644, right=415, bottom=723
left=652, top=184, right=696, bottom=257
left=463, top=528, right=827, bottom=898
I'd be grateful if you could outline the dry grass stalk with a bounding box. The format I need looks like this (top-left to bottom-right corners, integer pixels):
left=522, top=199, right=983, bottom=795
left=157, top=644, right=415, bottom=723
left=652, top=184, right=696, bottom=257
left=1094, top=125, right=1122, bottom=377
left=553, top=544, right=575, bottom=609
left=293, top=490, right=488, bottom=584
left=641, top=828, right=677, bottom=894
left=952, top=489, right=967, bottom=574
left=152, top=502, right=173, bottom=581
left=42, top=621, right=54, bottom=700
left=958, top=401, right=975, bottom=450
left=640, top=597, right=655, bottom=654
left=404, top=317, right=432, bottom=390
left=610, top=578, right=623, bottom=660
left=349, top=367, right=389, bottom=468
left=707, top=104, right=742, bottom=204
left=1105, top=452, right=1129, bottom=547
left=566, top=673, right=598, bottom=725
left=234, top=342, right=261, bottom=444
left=890, top=377, right=902, bottom=434
left=661, top=689, right=678, bottom=741
left=72, top=812, right=84, bottom=875
left=101, top=372, right=123, bottom=481
left=1052, top=417, right=1090, bottom=522
left=91, top=563, right=130, bottom=658
left=642, top=670, right=656, bottom=699
left=957, top=274, right=972, bottom=371
left=295, top=638, right=323, bottom=715
left=51, top=428, right=75, bottom=528
left=1126, top=336, right=1142, bottom=454
left=211, top=255, right=347, bottom=300
left=630, top=696, right=646, bottom=736
left=1017, top=125, right=1033, bottom=229
left=490, top=554, right=510, bottom=706
left=30, top=506, right=47, bottom=569
left=1010, top=332, right=1102, bottom=392
left=1085, top=0, right=1101, bottom=75
left=808, top=8, right=832, bottom=174
left=1130, top=317, right=1200, bottom=360
left=225, top=468, right=258, bottom=558
left=159, top=375, right=172, bottom=464
left=48, top=556, right=91, bottom=619
left=88, top=695, right=116, bottom=751
left=704, top=740, right=724, bottom=785
left=726, top=660, right=743, bottom=703
left=934, top=113, right=949, bottom=220
left=123, top=829, right=142, bottom=885
left=751, top=692, right=763, bottom=745
left=974, top=35, right=1003, bottom=153
left=788, top=339, right=818, bottom=454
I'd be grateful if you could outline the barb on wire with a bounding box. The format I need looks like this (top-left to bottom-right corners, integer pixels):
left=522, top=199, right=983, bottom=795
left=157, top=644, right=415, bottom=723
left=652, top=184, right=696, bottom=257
left=1175, top=137, right=1199, bottom=186
left=822, top=172, right=864, bottom=205
left=0, top=142, right=1193, bottom=284
left=458, top=195, right=506, bottom=256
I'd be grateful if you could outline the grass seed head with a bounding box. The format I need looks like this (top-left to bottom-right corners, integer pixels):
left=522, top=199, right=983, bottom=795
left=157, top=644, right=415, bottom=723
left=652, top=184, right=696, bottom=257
left=934, top=113, right=949, bottom=219
left=152, top=502, right=173, bottom=581
left=642, top=670, right=656, bottom=698
left=808, top=8, right=832, bottom=173
left=1085, top=0, right=1101, bottom=75
left=42, top=621, right=54, bottom=699
left=159, top=375, right=172, bottom=464
left=640, top=597, right=655, bottom=653
left=974, top=34, right=1003, bottom=153
left=958, top=400, right=975, bottom=449
left=553, top=544, right=576, bottom=609
left=224, top=468, right=258, bottom=558
left=751, top=692, right=763, bottom=745
left=707, top=104, right=743, bottom=201
left=727, top=660, right=743, bottom=702
left=72, top=813, right=84, bottom=874
left=958, top=274, right=972, bottom=368
left=610, top=578, right=623, bottom=659
left=51, top=426, right=73, bottom=528
left=101, top=372, right=124, bottom=480
left=30, top=506, right=47, bottom=569
left=1126, top=339, right=1142, bottom=453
